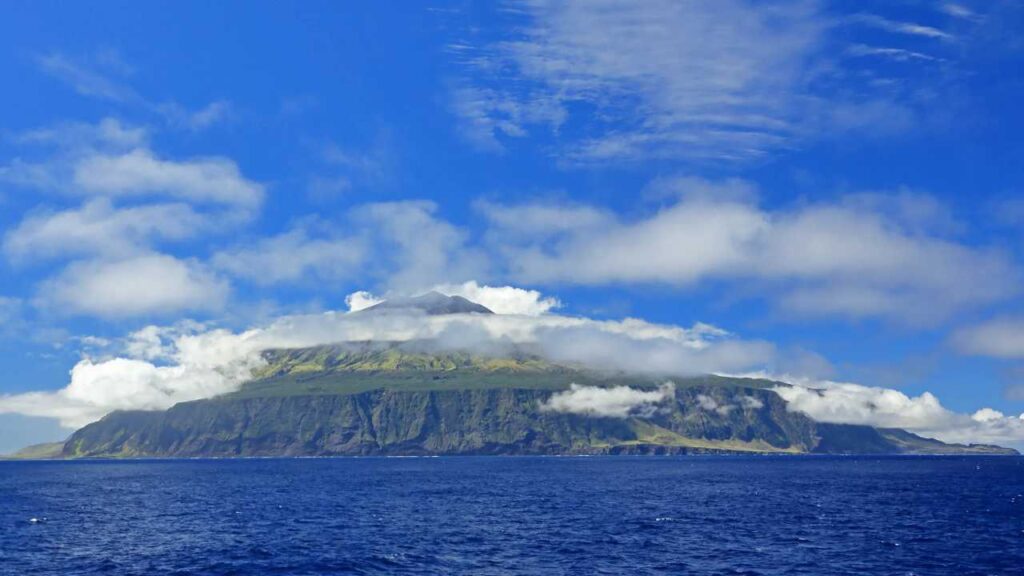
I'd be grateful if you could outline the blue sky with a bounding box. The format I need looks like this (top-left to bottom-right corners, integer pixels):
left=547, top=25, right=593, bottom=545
left=2, top=0, right=1024, bottom=451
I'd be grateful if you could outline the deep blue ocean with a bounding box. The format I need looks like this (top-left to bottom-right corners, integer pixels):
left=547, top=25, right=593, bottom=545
left=1, top=456, right=1022, bottom=575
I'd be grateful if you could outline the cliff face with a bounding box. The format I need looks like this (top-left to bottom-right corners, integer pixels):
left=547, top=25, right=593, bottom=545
left=61, top=348, right=1018, bottom=458
left=64, top=386, right=814, bottom=457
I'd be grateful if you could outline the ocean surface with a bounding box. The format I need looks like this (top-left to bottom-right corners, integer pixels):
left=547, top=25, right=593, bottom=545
left=1, top=456, right=1022, bottom=575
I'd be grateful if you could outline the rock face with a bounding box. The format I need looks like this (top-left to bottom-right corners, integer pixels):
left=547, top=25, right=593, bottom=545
left=61, top=344, right=1018, bottom=458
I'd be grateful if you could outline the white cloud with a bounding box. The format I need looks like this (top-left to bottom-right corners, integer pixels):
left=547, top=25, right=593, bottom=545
left=35, top=52, right=231, bottom=133
left=846, top=44, right=942, bottom=63
left=768, top=376, right=1024, bottom=447
left=972, top=407, right=1005, bottom=423
left=0, top=296, right=768, bottom=428
left=540, top=383, right=675, bottom=418
left=40, top=254, right=229, bottom=318
left=429, top=282, right=559, bottom=316
left=73, top=148, right=263, bottom=209
left=4, top=199, right=207, bottom=261
left=213, top=226, right=366, bottom=285
left=0, top=352, right=262, bottom=429
left=345, top=291, right=385, bottom=312
left=0, top=297, right=24, bottom=338
left=352, top=201, right=487, bottom=291
left=452, top=0, right=824, bottom=162
left=696, top=394, right=734, bottom=416
left=940, top=3, right=981, bottom=22
left=36, top=52, right=139, bottom=103
left=14, top=117, right=148, bottom=150
left=481, top=185, right=1018, bottom=324
left=848, top=14, right=953, bottom=40
left=2, top=118, right=260, bottom=321
left=952, top=317, right=1024, bottom=359
left=213, top=202, right=482, bottom=291
left=741, top=396, right=764, bottom=410
left=450, top=85, right=566, bottom=152
left=2, top=120, right=262, bottom=237
left=159, top=100, right=232, bottom=131
left=344, top=283, right=560, bottom=316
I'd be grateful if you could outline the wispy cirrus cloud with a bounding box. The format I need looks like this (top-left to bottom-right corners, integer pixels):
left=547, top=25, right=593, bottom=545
left=847, top=13, right=954, bottom=40
left=845, top=44, right=944, bottom=63
left=35, top=51, right=232, bottom=131
left=447, top=1, right=979, bottom=164
left=36, top=51, right=141, bottom=104
left=450, top=0, right=823, bottom=162
left=72, top=148, right=263, bottom=210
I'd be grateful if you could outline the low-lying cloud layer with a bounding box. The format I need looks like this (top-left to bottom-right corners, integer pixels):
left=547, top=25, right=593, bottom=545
left=770, top=376, right=1024, bottom=447
left=541, top=383, right=675, bottom=418
left=0, top=286, right=770, bottom=428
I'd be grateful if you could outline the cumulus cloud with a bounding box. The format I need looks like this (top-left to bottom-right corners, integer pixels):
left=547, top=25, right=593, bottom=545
left=213, top=202, right=484, bottom=291
left=769, top=376, right=1024, bottom=448
left=0, top=295, right=769, bottom=428
left=353, top=201, right=487, bottom=291
left=541, top=383, right=675, bottom=418
left=4, top=199, right=207, bottom=261
left=73, top=148, right=263, bottom=210
left=39, top=255, right=229, bottom=318
left=1, top=118, right=265, bottom=318
left=345, top=291, right=385, bottom=312
left=480, top=184, right=1018, bottom=324
left=1, top=118, right=262, bottom=213
left=351, top=282, right=560, bottom=316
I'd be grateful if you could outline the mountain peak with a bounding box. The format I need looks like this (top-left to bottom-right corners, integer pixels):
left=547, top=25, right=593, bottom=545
left=363, top=291, right=494, bottom=315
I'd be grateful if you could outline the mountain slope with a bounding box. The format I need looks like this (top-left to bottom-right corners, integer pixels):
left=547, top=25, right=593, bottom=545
left=62, top=344, right=1017, bottom=457
left=362, top=291, right=494, bottom=315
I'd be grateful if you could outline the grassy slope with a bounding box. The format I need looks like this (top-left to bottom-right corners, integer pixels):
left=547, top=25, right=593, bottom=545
left=232, top=345, right=775, bottom=399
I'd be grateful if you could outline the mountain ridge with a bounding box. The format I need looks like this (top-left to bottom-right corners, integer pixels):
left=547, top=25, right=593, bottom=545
left=362, top=291, right=494, bottom=315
